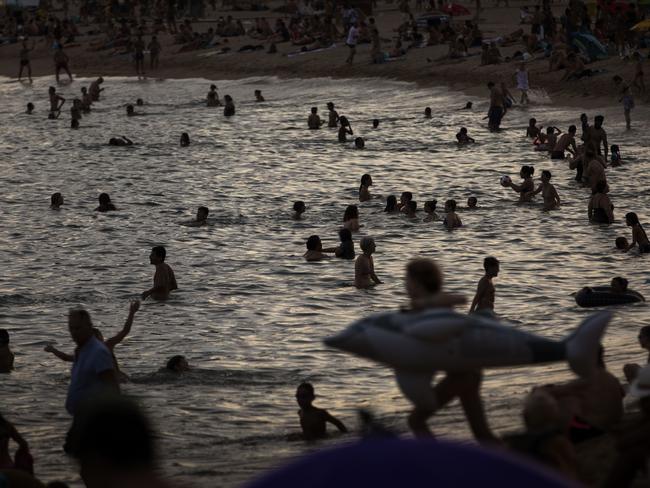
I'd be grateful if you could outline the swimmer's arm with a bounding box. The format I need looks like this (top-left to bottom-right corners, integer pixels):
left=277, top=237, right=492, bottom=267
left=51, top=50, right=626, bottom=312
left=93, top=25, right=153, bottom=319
left=122, top=136, right=133, bottom=145
left=587, top=198, right=594, bottom=219
left=531, top=183, right=543, bottom=196
left=551, top=186, right=560, bottom=205
left=325, top=411, right=348, bottom=433
left=509, top=182, right=523, bottom=192
left=44, top=345, right=74, bottom=362
left=370, top=271, right=382, bottom=285
left=106, top=300, right=140, bottom=349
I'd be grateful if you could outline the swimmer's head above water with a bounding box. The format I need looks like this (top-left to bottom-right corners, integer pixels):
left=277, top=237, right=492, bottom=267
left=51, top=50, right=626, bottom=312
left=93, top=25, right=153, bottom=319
left=150, top=246, right=167, bottom=264
left=611, top=277, right=628, bottom=293
left=343, top=204, right=359, bottom=222
left=484, top=256, right=499, bottom=277
left=424, top=107, right=432, bottom=118
left=520, top=165, right=534, bottom=178
left=615, top=236, right=629, bottom=250
left=51, top=192, right=64, bottom=209
left=359, top=236, right=376, bottom=255
left=136, top=98, right=144, bottom=106
left=26, top=102, right=34, bottom=114
left=196, top=206, right=209, bottom=222
left=464, top=102, right=473, bottom=109
left=372, top=119, right=379, bottom=128
left=354, top=137, right=365, bottom=149
left=400, top=191, right=413, bottom=205
left=444, top=199, right=457, bottom=212
left=424, top=200, right=437, bottom=213
left=293, top=200, right=306, bottom=216
left=166, top=355, right=190, bottom=372
left=467, top=196, right=477, bottom=208
left=541, top=170, right=552, bottom=182
left=126, top=104, right=135, bottom=116
left=180, top=132, right=190, bottom=147
left=306, top=235, right=322, bottom=251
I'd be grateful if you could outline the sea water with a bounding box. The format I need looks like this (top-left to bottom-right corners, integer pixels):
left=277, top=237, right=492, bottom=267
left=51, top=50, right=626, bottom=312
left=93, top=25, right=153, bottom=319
left=0, top=75, right=648, bottom=486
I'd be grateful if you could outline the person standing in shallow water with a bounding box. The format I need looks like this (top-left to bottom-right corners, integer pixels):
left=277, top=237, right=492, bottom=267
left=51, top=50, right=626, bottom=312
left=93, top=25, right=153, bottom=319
left=469, top=257, right=499, bottom=315
left=294, top=382, right=348, bottom=440
left=142, top=246, right=178, bottom=300
left=207, top=84, right=220, bottom=106
left=95, top=193, right=116, bottom=212
left=354, top=237, right=382, bottom=289
left=327, top=102, right=339, bottom=127
left=359, top=174, right=372, bottom=202
left=223, top=95, right=235, bottom=116
left=338, top=116, right=353, bottom=142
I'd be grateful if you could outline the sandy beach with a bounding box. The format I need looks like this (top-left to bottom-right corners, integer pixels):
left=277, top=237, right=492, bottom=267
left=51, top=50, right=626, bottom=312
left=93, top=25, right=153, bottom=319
left=1, top=2, right=646, bottom=108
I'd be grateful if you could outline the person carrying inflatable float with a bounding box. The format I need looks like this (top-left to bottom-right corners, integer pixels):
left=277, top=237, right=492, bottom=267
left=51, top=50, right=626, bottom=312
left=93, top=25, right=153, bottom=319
left=325, top=258, right=611, bottom=441
left=575, top=277, right=645, bottom=308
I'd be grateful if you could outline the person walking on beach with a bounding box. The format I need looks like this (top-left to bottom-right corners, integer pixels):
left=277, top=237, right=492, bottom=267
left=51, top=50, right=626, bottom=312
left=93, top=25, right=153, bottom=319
left=134, top=35, right=146, bottom=79
left=469, top=257, right=499, bottom=315
left=619, top=86, right=634, bottom=130
left=142, top=246, right=178, bottom=300
left=515, top=62, right=529, bottom=104
left=148, top=35, right=161, bottom=70
left=18, top=39, right=35, bottom=83
left=345, top=21, right=360, bottom=64
left=53, top=45, right=73, bottom=83
left=487, top=81, right=505, bottom=131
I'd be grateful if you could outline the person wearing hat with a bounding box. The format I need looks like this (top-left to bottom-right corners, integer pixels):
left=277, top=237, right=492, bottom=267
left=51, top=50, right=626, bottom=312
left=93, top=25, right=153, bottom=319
left=603, top=364, right=650, bottom=488
left=0, top=329, right=14, bottom=373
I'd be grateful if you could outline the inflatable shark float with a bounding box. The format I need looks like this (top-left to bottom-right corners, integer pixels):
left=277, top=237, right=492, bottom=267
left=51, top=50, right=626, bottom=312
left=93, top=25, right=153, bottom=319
left=325, top=309, right=610, bottom=410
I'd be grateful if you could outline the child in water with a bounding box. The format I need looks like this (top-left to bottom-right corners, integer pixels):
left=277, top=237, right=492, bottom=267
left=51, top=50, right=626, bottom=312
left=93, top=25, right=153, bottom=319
left=531, top=170, right=560, bottom=211
left=526, top=118, right=540, bottom=139
left=359, top=174, right=372, bottom=202
left=467, top=197, right=478, bottom=209
left=443, top=199, right=462, bottom=229
left=610, top=145, right=621, bottom=167
left=423, top=200, right=439, bottom=221
left=294, top=383, right=347, bottom=441
left=456, top=127, right=475, bottom=144
left=338, top=116, right=353, bottom=142
left=615, top=237, right=629, bottom=250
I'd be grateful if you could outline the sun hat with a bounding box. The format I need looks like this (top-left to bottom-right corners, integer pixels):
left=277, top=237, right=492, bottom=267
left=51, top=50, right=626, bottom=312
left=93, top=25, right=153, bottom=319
left=629, top=364, right=650, bottom=398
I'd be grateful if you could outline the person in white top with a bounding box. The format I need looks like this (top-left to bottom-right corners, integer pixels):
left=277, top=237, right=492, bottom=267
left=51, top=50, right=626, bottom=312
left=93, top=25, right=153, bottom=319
left=346, top=22, right=360, bottom=64
left=515, top=62, right=529, bottom=105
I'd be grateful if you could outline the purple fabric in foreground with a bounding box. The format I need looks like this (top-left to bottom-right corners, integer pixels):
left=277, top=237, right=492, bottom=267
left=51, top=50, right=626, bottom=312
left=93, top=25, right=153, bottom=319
left=247, top=438, right=576, bottom=488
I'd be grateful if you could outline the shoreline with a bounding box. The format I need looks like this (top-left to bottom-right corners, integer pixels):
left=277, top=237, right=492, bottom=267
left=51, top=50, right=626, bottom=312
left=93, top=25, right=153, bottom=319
left=2, top=5, right=645, bottom=111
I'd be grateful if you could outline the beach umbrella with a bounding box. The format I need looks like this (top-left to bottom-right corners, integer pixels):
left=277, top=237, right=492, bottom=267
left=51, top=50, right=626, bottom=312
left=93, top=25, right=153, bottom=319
left=631, top=19, right=650, bottom=31
left=247, top=439, right=576, bottom=488
left=441, top=3, right=471, bottom=16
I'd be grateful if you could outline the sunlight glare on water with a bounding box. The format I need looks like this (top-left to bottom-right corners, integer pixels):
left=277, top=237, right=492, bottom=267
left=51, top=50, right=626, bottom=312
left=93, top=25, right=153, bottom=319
left=0, top=75, right=649, bottom=486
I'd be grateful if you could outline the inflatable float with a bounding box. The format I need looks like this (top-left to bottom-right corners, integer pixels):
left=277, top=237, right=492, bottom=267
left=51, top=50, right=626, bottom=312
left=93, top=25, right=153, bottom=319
left=575, top=287, right=645, bottom=308
left=325, top=309, right=610, bottom=411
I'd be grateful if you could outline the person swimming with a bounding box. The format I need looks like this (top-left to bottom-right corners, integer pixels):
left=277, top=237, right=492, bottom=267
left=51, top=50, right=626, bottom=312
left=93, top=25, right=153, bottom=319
left=50, top=192, right=64, bottom=209
left=308, top=107, right=323, bottom=129
left=526, top=118, right=540, bottom=138
left=294, top=382, right=347, bottom=440
left=506, top=165, right=535, bottom=202
left=26, top=102, right=34, bottom=114
left=398, top=191, right=413, bottom=212
left=588, top=181, right=614, bottom=224
left=136, top=98, right=144, bottom=106
left=187, top=206, right=209, bottom=226
left=610, top=145, right=621, bottom=167
left=443, top=199, right=462, bottom=229
left=207, top=84, right=221, bottom=106
left=531, top=170, right=560, bottom=211
left=338, top=116, right=353, bottom=142
left=95, top=193, right=117, bottom=212
left=423, top=200, right=439, bottom=221
left=343, top=205, right=360, bottom=232
left=384, top=195, right=398, bottom=213
left=456, top=127, right=475, bottom=144
left=323, top=228, right=355, bottom=260
left=624, top=212, right=650, bottom=253
left=126, top=104, right=138, bottom=117
left=166, top=355, right=190, bottom=373
left=424, top=107, right=432, bottom=119
left=108, top=136, right=133, bottom=146
left=467, top=196, right=478, bottom=209
left=180, top=132, right=190, bottom=147
left=142, top=246, right=178, bottom=300
left=326, top=102, right=339, bottom=128
left=223, top=95, right=235, bottom=116
left=372, top=119, right=379, bottom=128
left=293, top=201, right=306, bottom=220
left=405, top=200, right=417, bottom=218
left=354, top=237, right=382, bottom=289
left=304, top=235, right=328, bottom=261
left=71, top=119, right=79, bottom=129
left=354, top=137, right=365, bottom=149
left=359, top=174, right=372, bottom=202
left=254, top=90, right=265, bottom=102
